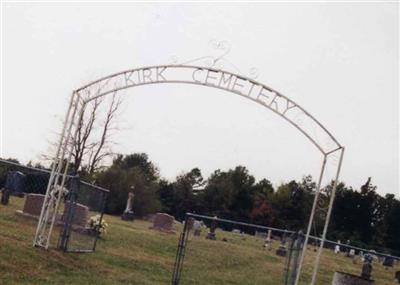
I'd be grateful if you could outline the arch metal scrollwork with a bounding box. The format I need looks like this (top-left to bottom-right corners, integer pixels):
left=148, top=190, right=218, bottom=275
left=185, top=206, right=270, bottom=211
left=34, top=65, right=344, bottom=285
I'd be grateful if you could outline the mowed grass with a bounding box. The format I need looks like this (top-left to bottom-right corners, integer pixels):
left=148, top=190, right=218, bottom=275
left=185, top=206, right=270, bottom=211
left=0, top=197, right=398, bottom=285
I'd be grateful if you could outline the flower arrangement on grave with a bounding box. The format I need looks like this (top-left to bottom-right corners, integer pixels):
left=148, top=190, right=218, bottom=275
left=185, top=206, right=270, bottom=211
left=88, top=214, right=108, bottom=236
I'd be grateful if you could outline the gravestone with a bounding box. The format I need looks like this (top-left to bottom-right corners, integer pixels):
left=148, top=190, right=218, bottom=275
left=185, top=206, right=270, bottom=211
left=361, top=254, right=373, bottom=281
left=206, top=216, right=218, bottom=240
left=16, top=193, right=89, bottom=229
left=6, top=171, right=26, bottom=193
left=349, top=249, right=356, bottom=264
left=334, top=240, right=341, bottom=254
left=1, top=171, right=26, bottom=205
left=193, top=220, right=202, bottom=236
left=150, top=213, right=175, bottom=233
left=264, top=229, right=272, bottom=250
left=0, top=188, right=10, bottom=205
left=19, top=193, right=45, bottom=217
left=360, top=251, right=364, bottom=262
left=345, top=240, right=351, bottom=257
left=332, top=272, right=374, bottom=285
left=62, top=201, right=89, bottom=228
left=276, top=244, right=287, bottom=257
left=121, top=192, right=135, bottom=221
left=382, top=256, right=394, bottom=268
left=276, top=231, right=288, bottom=257
left=395, top=271, right=400, bottom=283
left=186, top=217, right=195, bottom=231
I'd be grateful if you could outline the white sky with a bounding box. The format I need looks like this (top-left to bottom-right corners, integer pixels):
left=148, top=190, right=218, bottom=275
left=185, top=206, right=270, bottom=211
left=1, top=2, right=398, bottom=196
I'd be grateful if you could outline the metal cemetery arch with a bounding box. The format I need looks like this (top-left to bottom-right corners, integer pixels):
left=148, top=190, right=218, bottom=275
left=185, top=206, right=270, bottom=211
left=34, top=65, right=344, bottom=285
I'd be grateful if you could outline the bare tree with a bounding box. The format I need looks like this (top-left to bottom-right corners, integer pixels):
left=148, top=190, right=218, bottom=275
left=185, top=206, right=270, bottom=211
left=71, top=96, right=102, bottom=174
left=45, top=91, right=122, bottom=175
left=85, top=93, right=122, bottom=174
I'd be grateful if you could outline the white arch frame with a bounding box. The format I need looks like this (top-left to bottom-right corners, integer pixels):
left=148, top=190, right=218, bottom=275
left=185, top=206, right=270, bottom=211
left=33, top=65, right=344, bottom=285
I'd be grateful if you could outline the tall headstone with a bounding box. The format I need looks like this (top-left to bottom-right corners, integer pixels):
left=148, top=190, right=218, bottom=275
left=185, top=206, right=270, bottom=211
left=264, top=229, right=272, bottom=250
left=361, top=254, right=373, bottom=281
left=349, top=249, right=356, bottom=264
left=334, top=240, right=341, bottom=254
left=206, top=216, right=218, bottom=240
left=121, top=191, right=135, bottom=221
left=193, top=220, right=202, bottom=236
left=345, top=240, right=351, bottom=257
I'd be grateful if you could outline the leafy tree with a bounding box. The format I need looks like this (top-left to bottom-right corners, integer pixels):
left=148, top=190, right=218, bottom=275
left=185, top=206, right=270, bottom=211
left=170, top=168, right=204, bottom=220
left=201, top=166, right=257, bottom=222
left=202, top=169, right=235, bottom=217
left=113, top=153, right=159, bottom=181
left=384, top=197, right=400, bottom=251
left=250, top=178, right=275, bottom=225
left=96, top=153, right=160, bottom=216
left=158, top=179, right=174, bottom=213
left=270, top=177, right=314, bottom=231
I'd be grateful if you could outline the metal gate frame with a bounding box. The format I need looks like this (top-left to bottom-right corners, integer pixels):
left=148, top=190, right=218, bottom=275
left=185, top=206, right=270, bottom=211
left=57, top=175, right=108, bottom=253
left=33, top=64, right=344, bottom=284
left=58, top=175, right=79, bottom=252
left=172, top=213, right=307, bottom=285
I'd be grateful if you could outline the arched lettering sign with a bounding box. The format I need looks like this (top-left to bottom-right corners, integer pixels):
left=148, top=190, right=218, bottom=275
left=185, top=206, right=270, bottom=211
left=35, top=64, right=344, bottom=285
left=76, top=65, right=341, bottom=155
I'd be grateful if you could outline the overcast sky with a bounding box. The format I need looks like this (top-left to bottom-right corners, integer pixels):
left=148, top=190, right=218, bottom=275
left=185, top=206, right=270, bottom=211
left=1, top=2, right=398, bottom=196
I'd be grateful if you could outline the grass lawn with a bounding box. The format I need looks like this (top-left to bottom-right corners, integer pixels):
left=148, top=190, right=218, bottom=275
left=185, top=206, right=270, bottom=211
left=0, top=197, right=398, bottom=284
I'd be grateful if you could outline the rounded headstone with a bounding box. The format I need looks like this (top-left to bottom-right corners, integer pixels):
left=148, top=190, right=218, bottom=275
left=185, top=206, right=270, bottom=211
left=63, top=201, right=89, bottom=228
left=151, top=213, right=175, bottom=233
left=332, top=272, right=374, bottom=285
left=23, top=194, right=45, bottom=216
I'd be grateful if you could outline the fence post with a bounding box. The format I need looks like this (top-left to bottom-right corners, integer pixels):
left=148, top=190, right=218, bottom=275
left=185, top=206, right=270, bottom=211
left=284, top=231, right=305, bottom=285
left=58, top=174, right=80, bottom=252
left=171, top=213, right=190, bottom=285
left=92, top=190, right=108, bottom=252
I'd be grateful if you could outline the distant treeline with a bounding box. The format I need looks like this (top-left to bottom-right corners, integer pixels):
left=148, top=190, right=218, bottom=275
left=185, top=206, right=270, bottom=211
left=1, top=154, right=399, bottom=254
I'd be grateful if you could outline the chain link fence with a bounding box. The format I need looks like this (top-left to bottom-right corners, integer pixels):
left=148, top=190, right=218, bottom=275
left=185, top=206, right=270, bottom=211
left=0, top=159, right=109, bottom=253
left=172, top=213, right=300, bottom=285
left=58, top=179, right=109, bottom=252
left=171, top=213, right=400, bottom=285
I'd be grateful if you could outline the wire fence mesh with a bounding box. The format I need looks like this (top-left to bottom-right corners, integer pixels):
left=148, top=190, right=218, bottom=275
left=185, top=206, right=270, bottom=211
left=0, top=158, right=109, bottom=253
left=171, top=213, right=400, bottom=285
left=172, top=213, right=300, bottom=285
left=59, top=180, right=109, bottom=252
left=0, top=159, right=50, bottom=197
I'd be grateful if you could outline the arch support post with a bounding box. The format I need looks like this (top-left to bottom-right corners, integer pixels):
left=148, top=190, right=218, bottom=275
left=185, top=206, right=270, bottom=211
left=294, top=154, right=328, bottom=285
left=310, top=147, right=345, bottom=284
left=33, top=92, right=85, bottom=249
